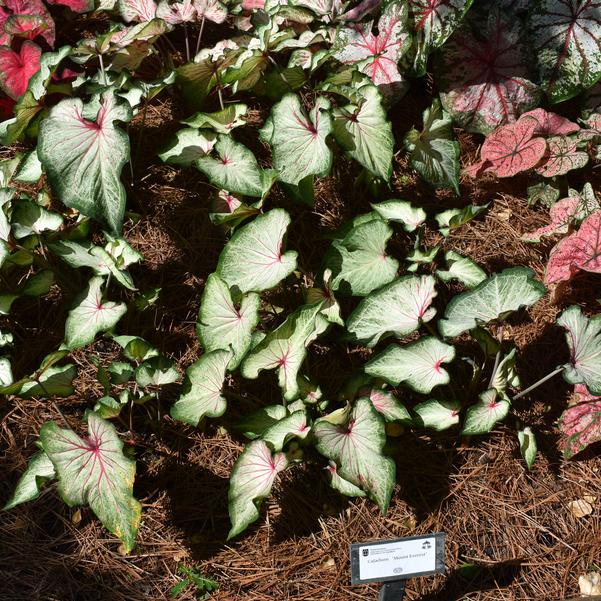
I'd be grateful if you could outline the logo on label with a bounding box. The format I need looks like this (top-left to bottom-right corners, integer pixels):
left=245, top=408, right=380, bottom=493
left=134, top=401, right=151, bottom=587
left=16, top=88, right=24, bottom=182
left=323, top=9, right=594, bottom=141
left=422, top=541, right=432, bottom=549
left=362, top=549, right=369, bottom=557
left=393, top=568, right=403, bottom=574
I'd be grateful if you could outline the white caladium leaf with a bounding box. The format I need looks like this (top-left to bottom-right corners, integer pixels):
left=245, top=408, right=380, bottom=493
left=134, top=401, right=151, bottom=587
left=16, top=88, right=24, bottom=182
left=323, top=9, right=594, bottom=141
left=462, top=389, right=510, bottom=435
left=197, top=273, right=260, bottom=370
left=40, top=413, right=142, bottom=553
left=236, top=405, right=288, bottom=440
left=364, top=388, right=412, bottom=423
left=346, top=275, right=437, bottom=347
left=260, top=94, right=332, bottom=186
left=490, top=348, right=520, bottom=393
left=325, top=219, right=399, bottom=296
left=170, top=349, right=231, bottom=426
left=8, top=364, right=77, bottom=398
left=326, top=462, right=366, bottom=498
left=413, top=399, right=461, bottom=431
left=366, top=337, right=455, bottom=394
left=13, top=150, right=43, bottom=184
left=38, top=92, right=132, bottom=234
left=518, top=426, right=537, bottom=469
left=438, top=267, right=545, bottom=338
left=332, top=85, right=393, bottom=180
left=194, top=0, right=227, bottom=23
left=49, top=240, right=107, bottom=272
left=114, top=335, right=159, bottom=362
left=409, top=0, right=473, bottom=75
left=134, top=355, right=179, bottom=387
left=10, top=199, right=63, bottom=238
left=227, top=440, right=287, bottom=539
left=558, top=305, right=601, bottom=395
left=196, top=135, right=270, bottom=197
left=241, top=302, right=326, bottom=401
left=64, top=277, right=127, bottom=350
left=183, top=104, right=247, bottom=134
left=370, top=199, right=426, bottom=232
left=119, top=0, right=157, bottom=22
left=404, top=98, right=460, bottom=193
left=156, top=0, right=195, bottom=23
left=529, top=0, right=601, bottom=104
left=158, top=128, right=216, bottom=166
left=217, top=209, right=297, bottom=293
left=305, top=268, right=344, bottom=326
left=261, top=410, right=310, bottom=451
left=3, top=450, right=55, bottom=510
left=314, top=398, right=395, bottom=512
left=436, top=250, right=486, bottom=289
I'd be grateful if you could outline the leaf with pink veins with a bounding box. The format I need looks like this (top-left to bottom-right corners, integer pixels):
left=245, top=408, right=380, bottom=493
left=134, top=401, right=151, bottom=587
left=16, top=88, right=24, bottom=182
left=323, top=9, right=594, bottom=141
left=40, top=412, right=142, bottom=553
left=479, top=120, right=547, bottom=178
left=118, top=0, right=157, bottom=23
left=0, top=0, right=55, bottom=45
left=545, top=210, right=601, bottom=285
left=194, top=0, right=227, bottom=23
left=560, top=385, right=601, bottom=458
left=0, top=41, right=41, bottom=100
left=522, top=196, right=582, bottom=242
left=535, top=136, right=588, bottom=177
left=156, top=0, right=195, bottom=24
left=4, top=14, right=52, bottom=42
left=518, top=108, right=580, bottom=136
left=333, top=1, right=411, bottom=100
left=45, top=0, right=94, bottom=12
left=437, top=10, right=540, bottom=134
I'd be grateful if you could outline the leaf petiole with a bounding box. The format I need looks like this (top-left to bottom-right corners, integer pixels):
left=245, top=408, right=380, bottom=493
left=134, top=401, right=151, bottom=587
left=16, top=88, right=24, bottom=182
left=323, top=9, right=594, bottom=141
left=512, top=366, right=565, bottom=401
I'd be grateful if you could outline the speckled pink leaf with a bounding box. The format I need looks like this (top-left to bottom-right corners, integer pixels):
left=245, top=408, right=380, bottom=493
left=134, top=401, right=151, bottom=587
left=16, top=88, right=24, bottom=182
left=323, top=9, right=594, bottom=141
left=480, top=120, right=547, bottom=177
left=535, top=136, right=589, bottom=177
left=545, top=210, right=601, bottom=284
left=0, top=8, right=10, bottom=45
left=437, top=10, right=540, bottom=134
left=522, top=196, right=581, bottom=242
left=463, top=159, right=490, bottom=178
left=518, top=108, right=580, bottom=136
left=560, top=384, right=601, bottom=458
left=4, top=14, right=50, bottom=41
left=0, top=41, right=41, bottom=100
left=45, top=0, right=94, bottom=12
left=0, top=0, right=55, bottom=46
left=157, top=0, right=195, bottom=23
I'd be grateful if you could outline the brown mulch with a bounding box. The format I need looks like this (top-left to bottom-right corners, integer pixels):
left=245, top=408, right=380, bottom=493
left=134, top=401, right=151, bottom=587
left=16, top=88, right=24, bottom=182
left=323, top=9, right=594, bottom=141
left=2, top=69, right=601, bottom=601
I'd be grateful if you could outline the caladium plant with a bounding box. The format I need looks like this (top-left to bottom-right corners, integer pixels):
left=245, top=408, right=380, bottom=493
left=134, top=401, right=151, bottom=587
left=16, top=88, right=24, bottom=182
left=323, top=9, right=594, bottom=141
left=560, top=384, right=601, bottom=458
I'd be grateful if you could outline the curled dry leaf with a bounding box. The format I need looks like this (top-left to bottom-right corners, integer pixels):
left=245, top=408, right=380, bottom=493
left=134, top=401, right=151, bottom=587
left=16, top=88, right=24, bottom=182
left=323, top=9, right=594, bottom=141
left=567, top=498, right=594, bottom=517
left=579, top=572, right=601, bottom=596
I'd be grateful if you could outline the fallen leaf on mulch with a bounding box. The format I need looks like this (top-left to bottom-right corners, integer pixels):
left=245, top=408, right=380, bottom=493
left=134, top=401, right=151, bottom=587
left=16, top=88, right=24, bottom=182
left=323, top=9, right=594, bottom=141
left=579, top=572, right=601, bottom=596
left=568, top=498, right=594, bottom=518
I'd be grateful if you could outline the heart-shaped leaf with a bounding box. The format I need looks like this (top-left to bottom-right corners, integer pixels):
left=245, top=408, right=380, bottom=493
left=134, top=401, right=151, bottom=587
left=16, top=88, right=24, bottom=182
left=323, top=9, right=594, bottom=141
left=170, top=349, right=231, bottom=426
left=64, top=277, right=127, bottom=349
left=261, top=410, right=310, bottom=451
left=535, top=136, right=588, bottom=177
left=156, top=0, right=195, bottom=23
left=413, top=399, right=461, bottom=431
left=560, top=384, right=601, bottom=458
left=522, top=196, right=584, bottom=242
left=332, top=85, right=393, bottom=180
left=404, top=98, right=460, bottom=193
left=260, top=94, right=332, bottom=186
left=518, top=108, right=580, bottom=136
left=0, top=0, right=55, bottom=46
left=370, top=199, right=426, bottom=232
left=558, top=305, right=601, bottom=395
left=216, top=209, right=298, bottom=293
left=159, top=128, right=216, bottom=166
left=3, top=449, right=55, bottom=510
left=365, top=336, right=455, bottom=394
left=326, top=462, right=366, bottom=498
left=439, top=267, right=545, bottom=338
left=436, top=250, right=486, bottom=288
left=364, top=388, right=412, bottom=423
left=462, top=388, right=510, bottom=434
left=228, top=440, right=287, bottom=539
left=314, top=397, right=395, bottom=512
left=40, top=413, right=142, bottom=553
left=0, top=41, right=41, bottom=100
left=197, top=273, right=260, bottom=370
left=183, top=103, right=247, bottom=133
left=38, top=92, right=132, bottom=234
left=545, top=211, right=601, bottom=285
left=346, top=275, right=437, bottom=347
left=437, top=10, right=540, bottom=133
left=529, top=0, right=601, bottom=103
left=118, top=0, right=157, bottom=22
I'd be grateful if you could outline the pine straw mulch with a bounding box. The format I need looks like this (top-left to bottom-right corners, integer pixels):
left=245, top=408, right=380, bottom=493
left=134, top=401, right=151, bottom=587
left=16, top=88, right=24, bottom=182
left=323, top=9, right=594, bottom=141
left=2, top=84, right=601, bottom=601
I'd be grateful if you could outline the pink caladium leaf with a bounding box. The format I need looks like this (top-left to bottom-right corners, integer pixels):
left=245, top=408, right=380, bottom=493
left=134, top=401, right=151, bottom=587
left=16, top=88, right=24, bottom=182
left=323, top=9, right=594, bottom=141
left=4, top=14, right=51, bottom=41
left=156, top=0, right=195, bottom=24
left=479, top=120, right=547, bottom=178
left=518, top=108, right=580, bottom=136
left=1, top=0, right=55, bottom=45
left=194, top=0, right=227, bottom=23
left=333, top=1, right=411, bottom=100
left=522, top=196, right=582, bottom=242
left=0, top=41, right=42, bottom=100
left=437, top=10, right=540, bottom=134
left=39, top=412, right=142, bottom=552
left=45, top=0, right=94, bottom=12
left=118, top=0, right=158, bottom=23
left=560, top=384, right=601, bottom=458
left=545, top=210, right=601, bottom=284
left=529, top=0, right=601, bottom=104
left=0, top=8, right=10, bottom=45
left=535, top=136, right=589, bottom=177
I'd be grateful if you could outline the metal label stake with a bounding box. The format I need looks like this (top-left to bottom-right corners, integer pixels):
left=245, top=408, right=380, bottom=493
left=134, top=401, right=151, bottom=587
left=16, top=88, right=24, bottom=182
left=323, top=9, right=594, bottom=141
left=349, top=533, right=445, bottom=600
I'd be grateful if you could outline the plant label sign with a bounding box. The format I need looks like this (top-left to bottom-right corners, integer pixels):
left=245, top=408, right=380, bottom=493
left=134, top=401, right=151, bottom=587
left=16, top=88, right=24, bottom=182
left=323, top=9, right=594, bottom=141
left=349, top=533, right=445, bottom=585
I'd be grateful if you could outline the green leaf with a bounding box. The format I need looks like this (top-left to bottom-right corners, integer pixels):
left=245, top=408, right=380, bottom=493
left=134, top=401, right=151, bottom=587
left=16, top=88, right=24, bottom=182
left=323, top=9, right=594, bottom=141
left=346, top=275, right=437, bottom=347
left=134, top=355, right=179, bottom=387
left=435, top=204, right=488, bottom=237
left=261, top=410, right=310, bottom=451
left=182, top=103, right=248, bottom=133
left=11, top=199, right=63, bottom=238
left=15, top=364, right=77, bottom=398
left=413, top=399, right=461, bottom=431
left=38, top=91, right=132, bottom=234
left=462, top=389, right=510, bottom=435
left=40, top=412, right=141, bottom=552
left=216, top=209, right=298, bottom=293
left=240, top=302, right=326, bottom=401
left=438, top=267, right=545, bottom=338
left=365, top=388, right=412, bottom=423
left=3, top=450, right=56, bottom=510
left=370, top=199, right=426, bottom=232
left=260, top=93, right=332, bottom=185
left=94, top=396, right=124, bottom=419
left=64, top=277, right=127, bottom=349
left=13, top=150, right=43, bottom=184
left=326, top=461, right=366, bottom=498
left=404, top=99, right=460, bottom=193
left=518, top=426, right=537, bottom=469
left=227, top=440, right=287, bottom=539
left=196, top=134, right=270, bottom=198
left=365, top=337, right=455, bottom=394
left=305, top=268, right=344, bottom=326
left=108, top=361, right=134, bottom=384
left=324, top=219, right=399, bottom=296
left=558, top=305, right=601, bottom=395
left=113, top=336, right=159, bottom=363
left=236, top=405, right=288, bottom=440
left=490, top=348, right=520, bottom=393
left=158, top=128, right=216, bottom=166
left=314, top=398, right=395, bottom=513
left=332, top=85, right=393, bottom=180
left=170, top=349, right=231, bottom=426
left=197, top=273, right=260, bottom=370
left=436, top=250, right=486, bottom=289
